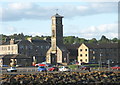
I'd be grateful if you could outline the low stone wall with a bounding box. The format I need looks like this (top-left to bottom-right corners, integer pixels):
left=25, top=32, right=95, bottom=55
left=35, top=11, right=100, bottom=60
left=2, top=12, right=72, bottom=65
left=0, top=71, right=120, bottom=85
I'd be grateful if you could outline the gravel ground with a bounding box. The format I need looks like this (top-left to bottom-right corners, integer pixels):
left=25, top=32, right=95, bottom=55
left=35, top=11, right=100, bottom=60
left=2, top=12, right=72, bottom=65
left=0, top=71, right=120, bottom=85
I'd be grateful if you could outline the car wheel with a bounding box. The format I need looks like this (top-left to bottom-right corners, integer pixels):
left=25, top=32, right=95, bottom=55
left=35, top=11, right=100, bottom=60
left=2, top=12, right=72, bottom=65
left=53, top=69, right=56, bottom=71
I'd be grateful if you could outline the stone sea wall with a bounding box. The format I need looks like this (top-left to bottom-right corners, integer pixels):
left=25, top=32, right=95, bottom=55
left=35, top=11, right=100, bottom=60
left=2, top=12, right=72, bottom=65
left=0, top=71, right=120, bottom=85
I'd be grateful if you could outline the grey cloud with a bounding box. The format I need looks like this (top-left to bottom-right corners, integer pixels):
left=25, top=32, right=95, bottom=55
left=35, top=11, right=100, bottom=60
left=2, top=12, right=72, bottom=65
left=1, top=2, right=117, bottom=21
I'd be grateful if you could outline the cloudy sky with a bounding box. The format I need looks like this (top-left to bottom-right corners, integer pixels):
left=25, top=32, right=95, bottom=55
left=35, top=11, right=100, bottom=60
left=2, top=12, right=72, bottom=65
left=0, top=1, right=118, bottom=39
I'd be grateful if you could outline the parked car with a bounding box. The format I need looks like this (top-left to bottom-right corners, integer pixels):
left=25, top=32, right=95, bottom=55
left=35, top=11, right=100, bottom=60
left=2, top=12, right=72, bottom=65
left=16, top=64, right=22, bottom=67
left=35, top=63, right=51, bottom=67
left=37, top=66, right=47, bottom=72
left=1, top=65, right=8, bottom=67
left=59, top=66, right=71, bottom=72
left=48, top=67, right=59, bottom=71
left=35, top=63, right=45, bottom=67
left=7, top=67, right=17, bottom=72
left=80, top=66, right=90, bottom=70
left=46, top=63, right=52, bottom=67
left=56, top=63, right=63, bottom=66
left=111, top=65, right=120, bottom=70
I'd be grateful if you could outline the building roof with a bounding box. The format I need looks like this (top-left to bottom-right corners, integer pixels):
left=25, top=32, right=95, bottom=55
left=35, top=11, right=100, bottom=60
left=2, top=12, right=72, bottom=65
left=65, top=43, right=81, bottom=50
left=84, top=43, right=118, bottom=49
left=31, top=40, right=50, bottom=46
left=1, top=39, right=50, bottom=46
left=65, top=44, right=81, bottom=57
left=52, top=13, right=63, bottom=18
left=2, top=40, right=22, bottom=45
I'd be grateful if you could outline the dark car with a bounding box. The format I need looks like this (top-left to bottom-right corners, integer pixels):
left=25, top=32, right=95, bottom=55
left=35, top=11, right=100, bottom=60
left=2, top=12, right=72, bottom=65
left=48, top=67, right=59, bottom=71
left=80, top=66, right=90, bottom=70
left=55, top=63, right=63, bottom=66
left=111, top=65, right=120, bottom=70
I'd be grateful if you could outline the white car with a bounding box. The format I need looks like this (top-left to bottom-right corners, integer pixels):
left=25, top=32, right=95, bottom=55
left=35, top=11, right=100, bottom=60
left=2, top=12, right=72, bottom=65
left=7, top=67, right=17, bottom=72
left=59, top=66, right=71, bottom=72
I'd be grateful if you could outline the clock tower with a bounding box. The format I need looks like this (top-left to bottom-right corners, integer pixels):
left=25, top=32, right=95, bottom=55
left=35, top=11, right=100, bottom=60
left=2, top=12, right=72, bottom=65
left=51, top=13, right=63, bottom=51
left=46, top=13, right=69, bottom=65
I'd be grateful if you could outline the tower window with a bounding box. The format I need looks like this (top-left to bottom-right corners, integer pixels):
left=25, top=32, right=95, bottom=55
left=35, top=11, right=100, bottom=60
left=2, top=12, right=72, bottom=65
left=52, top=30, right=55, bottom=37
left=85, top=49, right=87, bottom=51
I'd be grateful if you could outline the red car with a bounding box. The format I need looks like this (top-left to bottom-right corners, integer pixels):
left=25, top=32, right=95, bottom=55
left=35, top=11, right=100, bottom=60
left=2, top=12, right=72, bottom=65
left=111, top=65, right=120, bottom=70
left=48, top=67, right=59, bottom=71
left=35, top=64, right=46, bottom=67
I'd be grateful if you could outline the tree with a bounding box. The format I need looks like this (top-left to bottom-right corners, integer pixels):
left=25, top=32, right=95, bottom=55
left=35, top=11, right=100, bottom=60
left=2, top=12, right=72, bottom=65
left=88, top=38, right=97, bottom=43
left=99, top=35, right=109, bottom=43
left=79, top=38, right=88, bottom=43
left=111, top=38, right=118, bottom=43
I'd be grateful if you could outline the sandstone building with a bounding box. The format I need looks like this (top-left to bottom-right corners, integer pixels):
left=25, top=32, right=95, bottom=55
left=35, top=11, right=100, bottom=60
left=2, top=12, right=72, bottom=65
left=0, top=38, right=50, bottom=66
left=78, top=43, right=119, bottom=65
left=46, top=13, right=69, bottom=65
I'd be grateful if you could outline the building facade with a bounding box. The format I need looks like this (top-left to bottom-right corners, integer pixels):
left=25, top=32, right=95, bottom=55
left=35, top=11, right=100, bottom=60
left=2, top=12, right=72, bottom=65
left=46, top=13, right=69, bottom=65
left=0, top=38, right=50, bottom=66
left=65, top=44, right=80, bottom=62
left=78, top=43, right=119, bottom=65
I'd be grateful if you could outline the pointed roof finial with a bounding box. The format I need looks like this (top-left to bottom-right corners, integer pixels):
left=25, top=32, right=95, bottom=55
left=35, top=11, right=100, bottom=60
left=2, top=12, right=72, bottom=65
left=56, top=9, right=58, bottom=14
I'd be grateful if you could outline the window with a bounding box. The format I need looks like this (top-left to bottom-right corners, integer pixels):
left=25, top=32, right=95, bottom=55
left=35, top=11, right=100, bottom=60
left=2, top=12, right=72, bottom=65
left=46, top=46, right=49, bottom=49
left=52, top=30, right=55, bottom=37
left=80, top=59, right=82, bottom=62
left=41, top=46, right=43, bottom=49
left=85, top=54, right=87, bottom=56
left=20, top=46, right=24, bottom=49
left=8, top=46, right=10, bottom=50
left=11, top=46, right=14, bottom=50
left=26, top=46, right=28, bottom=49
left=85, top=49, right=87, bottom=51
left=80, top=54, right=82, bottom=57
left=30, top=46, right=33, bottom=49
left=85, top=59, right=87, bottom=62
left=80, top=49, right=82, bottom=51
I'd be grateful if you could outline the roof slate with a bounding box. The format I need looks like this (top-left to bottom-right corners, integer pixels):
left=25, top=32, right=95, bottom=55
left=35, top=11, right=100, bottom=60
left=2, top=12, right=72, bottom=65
left=84, top=43, right=118, bottom=49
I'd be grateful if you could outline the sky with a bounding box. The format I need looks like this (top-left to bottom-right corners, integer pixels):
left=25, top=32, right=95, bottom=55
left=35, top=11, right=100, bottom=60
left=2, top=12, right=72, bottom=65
left=0, top=1, right=118, bottom=40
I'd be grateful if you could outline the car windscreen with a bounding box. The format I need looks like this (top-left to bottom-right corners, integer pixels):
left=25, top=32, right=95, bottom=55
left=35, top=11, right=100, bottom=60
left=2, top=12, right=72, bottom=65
left=39, top=66, right=45, bottom=68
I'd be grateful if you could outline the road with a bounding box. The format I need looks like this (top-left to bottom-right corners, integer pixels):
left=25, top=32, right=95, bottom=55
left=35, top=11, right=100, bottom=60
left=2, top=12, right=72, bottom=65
left=0, top=67, right=119, bottom=74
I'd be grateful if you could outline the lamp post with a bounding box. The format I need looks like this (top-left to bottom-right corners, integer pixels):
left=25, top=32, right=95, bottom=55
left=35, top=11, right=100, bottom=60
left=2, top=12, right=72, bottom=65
left=99, top=52, right=102, bottom=70
left=107, top=60, right=110, bottom=70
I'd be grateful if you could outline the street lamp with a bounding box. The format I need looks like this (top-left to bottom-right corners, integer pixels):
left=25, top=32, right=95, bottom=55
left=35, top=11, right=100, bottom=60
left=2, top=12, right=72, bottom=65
left=99, top=52, right=102, bottom=69
left=107, top=59, right=110, bottom=70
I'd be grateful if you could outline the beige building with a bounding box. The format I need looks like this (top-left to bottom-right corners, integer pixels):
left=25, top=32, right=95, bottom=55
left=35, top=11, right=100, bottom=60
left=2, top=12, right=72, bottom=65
left=46, top=13, right=69, bottom=65
left=78, top=43, right=89, bottom=64
left=78, top=43, right=119, bottom=65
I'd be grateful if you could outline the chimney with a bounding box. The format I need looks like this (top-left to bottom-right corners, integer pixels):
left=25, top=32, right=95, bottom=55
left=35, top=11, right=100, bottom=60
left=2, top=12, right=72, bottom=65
left=10, top=39, right=15, bottom=45
left=27, top=37, right=32, bottom=42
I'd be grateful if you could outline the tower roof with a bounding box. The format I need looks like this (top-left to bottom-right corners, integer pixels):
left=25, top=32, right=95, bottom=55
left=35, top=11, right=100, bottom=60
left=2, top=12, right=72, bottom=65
left=52, top=13, right=63, bottom=18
